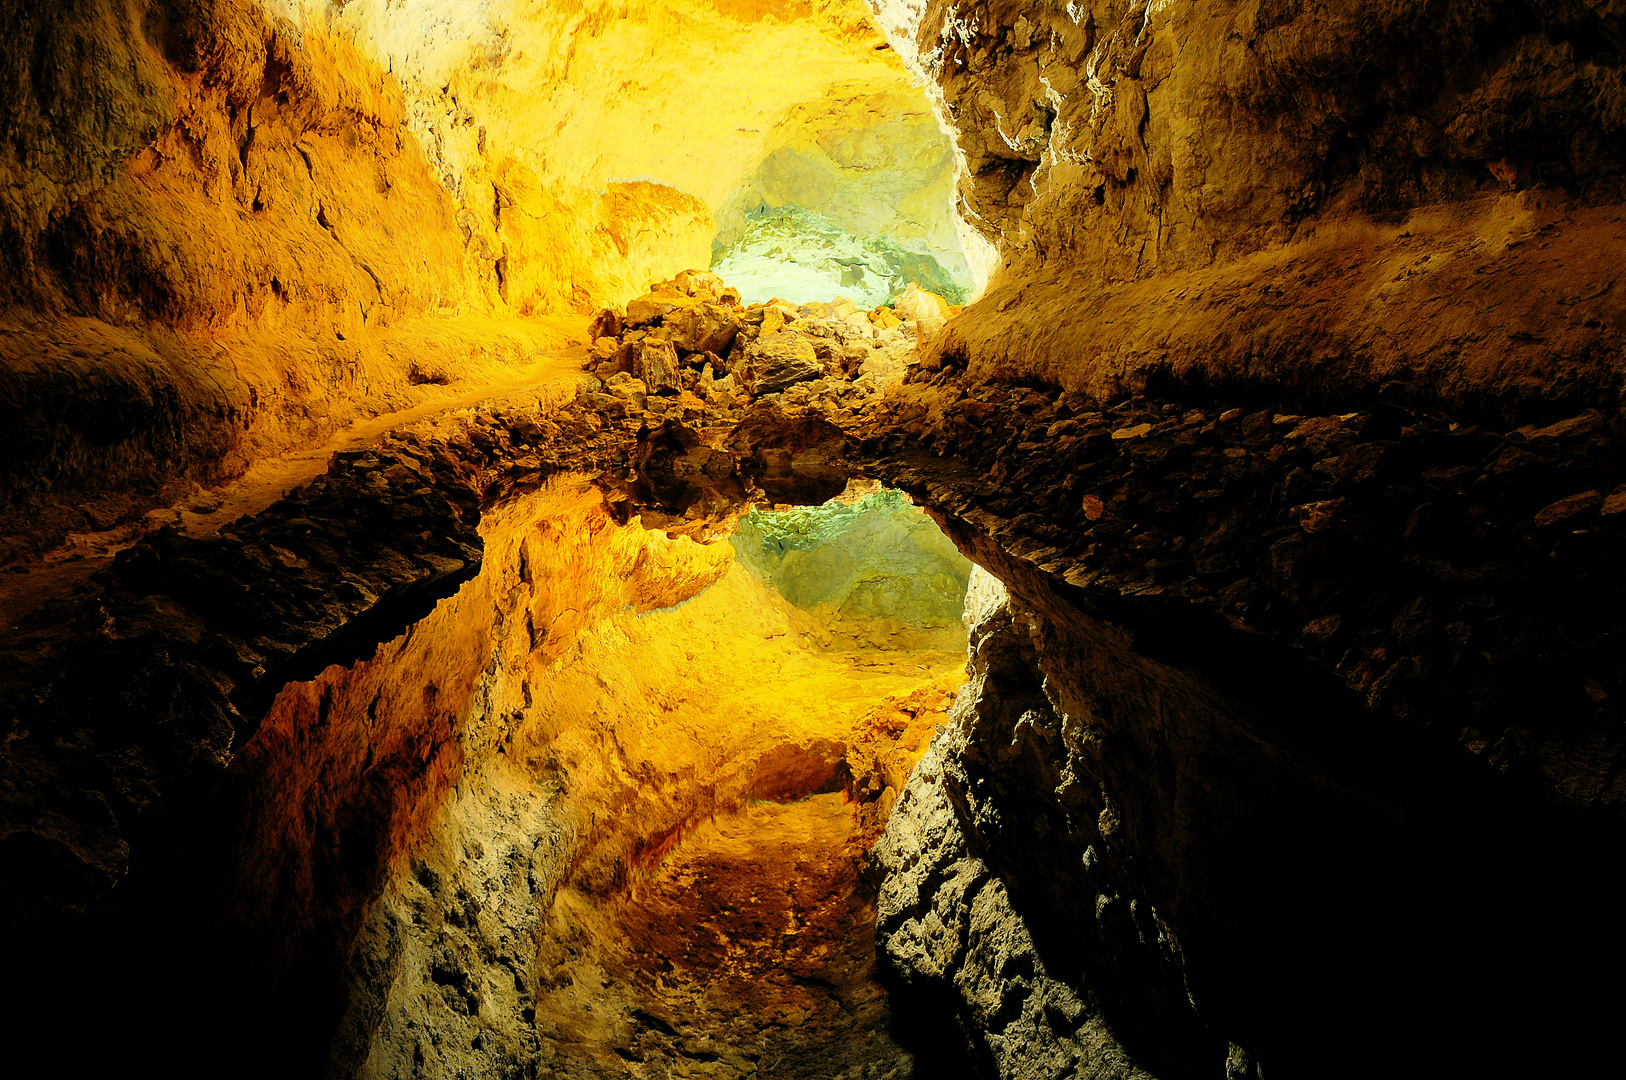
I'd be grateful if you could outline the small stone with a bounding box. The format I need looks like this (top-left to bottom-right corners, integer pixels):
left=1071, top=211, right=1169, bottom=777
left=1111, top=423, right=1152, bottom=440
left=1600, top=486, right=1626, bottom=516
left=1296, top=499, right=1345, bottom=534
left=673, top=268, right=725, bottom=296
left=662, top=304, right=740, bottom=355
left=1533, top=490, right=1601, bottom=527
left=674, top=390, right=706, bottom=419
left=632, top=338, right=682, bottom=393
left=1286, top=413, right=1361, bottom=444
left=625, top=292, right=698, bottom=327
left=1302, top=615, right=1342, bottom=643
left=1519, top=413, right=1599, bottom=440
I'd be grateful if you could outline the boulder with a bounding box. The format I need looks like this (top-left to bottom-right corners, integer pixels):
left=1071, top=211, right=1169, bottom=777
left=746, top=330, right=824, bottom=395
left=581, top=392, right=627, bottom=417
left=632, top=338, right=682, bottom=393
left=893, top=283, right=949, bottom=343
left=611, top=338, right=640, bottom=373
left=893, top=282, right=951, bottom=324
left=674, top=268, right=726, bottom=296
left=662, top=304, right=741, bottom=356
left=604, top=372, right=648, bottom=398
left=588, top=307, right=623, bottom=339
left=625, top=292, right=699, bottom=328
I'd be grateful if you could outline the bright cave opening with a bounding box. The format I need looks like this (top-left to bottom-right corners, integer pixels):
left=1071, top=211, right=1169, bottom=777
left=706, top=97, right=977, bottom=308
left=327, top=476, right=977, bottom=1076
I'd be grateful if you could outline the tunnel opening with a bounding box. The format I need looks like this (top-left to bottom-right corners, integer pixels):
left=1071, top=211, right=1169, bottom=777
left=711, top=206, right=972, bottom=310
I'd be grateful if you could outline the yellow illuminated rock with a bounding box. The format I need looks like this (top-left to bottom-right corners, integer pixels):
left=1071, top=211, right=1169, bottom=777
left=202, top=462, right=966, bottom=1074
left=329, top=0, right=952, bottom=309
left=0, top=0, right=971, bottom=556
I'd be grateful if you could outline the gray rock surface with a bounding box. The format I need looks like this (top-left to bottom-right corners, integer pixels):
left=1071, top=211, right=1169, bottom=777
left=873, top=569, right=1157, bottom=1080
left=328, top=761, right=575, bottom=1079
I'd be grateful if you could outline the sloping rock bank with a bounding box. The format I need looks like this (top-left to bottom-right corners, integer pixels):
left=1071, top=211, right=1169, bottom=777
left=854, top=380, right=1626, bottom=1077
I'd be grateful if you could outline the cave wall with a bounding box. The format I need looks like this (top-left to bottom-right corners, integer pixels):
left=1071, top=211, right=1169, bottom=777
left=848, top=5, right=1626, bottom=1071
left=869, top=0, right=1626, bottom=419
left=0, top=0, right=550, bottom=556
left=327, top=556, right=960, bottom=1078
left=708, top=89, right=973, bottom=298
left=228, top=477, right=736, bottom=1076
left=874, top=512, right=1626, bottom=1078
left=329, top=0, right=935, bottom=310
left=729, top=487, right=973, bottom=651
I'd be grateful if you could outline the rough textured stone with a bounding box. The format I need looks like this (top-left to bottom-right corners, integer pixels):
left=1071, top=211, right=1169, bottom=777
left=631, top=337, right=683, bottom=393
left=877, top=735, right=1153, bottom=1080
left=859, top=386, right=1626, bottom=1077
left=661, top=302, right=742, bottom=356
left=871, top=0, right=1626, bottom=419
left=746, top=330, right=825, bottom=395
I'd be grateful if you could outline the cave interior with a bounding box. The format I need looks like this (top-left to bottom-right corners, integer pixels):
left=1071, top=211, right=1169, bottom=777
left=2, top=1, right=1624, bottom=1079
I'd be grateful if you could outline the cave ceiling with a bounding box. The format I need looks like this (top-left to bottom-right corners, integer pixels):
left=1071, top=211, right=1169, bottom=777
left=325, top=0, right=973, bottom=307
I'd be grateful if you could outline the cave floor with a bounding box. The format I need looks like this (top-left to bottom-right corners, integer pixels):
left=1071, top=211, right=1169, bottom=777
left=534, top=794, right=912, bottom=1079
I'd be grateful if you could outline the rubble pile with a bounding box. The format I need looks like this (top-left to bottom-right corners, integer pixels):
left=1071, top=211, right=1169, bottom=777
left=574, top=270, right=946, bottom=429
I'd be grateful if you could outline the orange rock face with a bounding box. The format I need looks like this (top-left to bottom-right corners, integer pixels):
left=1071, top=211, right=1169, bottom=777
left=121, top=452, right=969, bottom=1074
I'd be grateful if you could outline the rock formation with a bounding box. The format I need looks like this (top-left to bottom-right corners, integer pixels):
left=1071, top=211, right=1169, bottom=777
left=3, top=1, right=1625, bottom=1078
left=0, top=0, right=960, bottom=561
